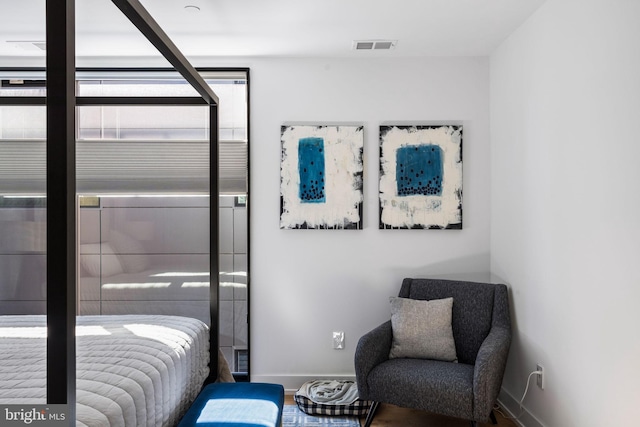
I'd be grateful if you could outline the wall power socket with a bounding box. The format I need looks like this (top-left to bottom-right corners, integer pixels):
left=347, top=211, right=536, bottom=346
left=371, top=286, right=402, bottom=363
left=536, top=364, right=545, bottom=390
left=332, top=331, right=345, bottom=349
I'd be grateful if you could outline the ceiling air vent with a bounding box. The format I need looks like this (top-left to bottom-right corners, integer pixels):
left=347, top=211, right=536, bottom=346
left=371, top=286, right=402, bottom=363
left=353, top=40, right=397, bottom=51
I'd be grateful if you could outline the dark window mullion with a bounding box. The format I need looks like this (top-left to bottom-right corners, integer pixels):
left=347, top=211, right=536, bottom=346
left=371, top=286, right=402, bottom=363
left=76, top=96, right=206, bottom=106
left=209, top=103, right=220, bottom=380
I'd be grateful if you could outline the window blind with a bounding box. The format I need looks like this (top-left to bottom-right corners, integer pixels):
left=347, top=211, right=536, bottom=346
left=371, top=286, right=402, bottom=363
left=0, top=70, right=248, bottom=196
left=0, top=139, right=246, bottom=195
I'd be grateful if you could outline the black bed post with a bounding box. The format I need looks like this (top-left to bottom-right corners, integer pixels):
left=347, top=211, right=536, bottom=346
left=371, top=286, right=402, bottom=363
left=110, top=0, right=220, bottom=383
left=46, top=0, right=77, bottom=418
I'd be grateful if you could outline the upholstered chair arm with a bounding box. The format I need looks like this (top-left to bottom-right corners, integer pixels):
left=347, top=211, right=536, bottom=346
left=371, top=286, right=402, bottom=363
left=472, top=325, right=511, bottom=422
left=354, top=320, right=393, bottom=399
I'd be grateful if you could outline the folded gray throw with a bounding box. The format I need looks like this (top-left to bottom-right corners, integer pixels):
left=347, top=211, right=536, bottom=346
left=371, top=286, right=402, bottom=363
left=297, top=380, right=359, bottom=405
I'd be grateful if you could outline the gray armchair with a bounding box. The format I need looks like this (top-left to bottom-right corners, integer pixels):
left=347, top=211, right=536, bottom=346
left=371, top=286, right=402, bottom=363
left=355, top=278, right=511, bottom=427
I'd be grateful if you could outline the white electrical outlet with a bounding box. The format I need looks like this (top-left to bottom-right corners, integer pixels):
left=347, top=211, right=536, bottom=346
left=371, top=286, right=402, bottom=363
left=332, top=331, right=345, bottom=349
left=536, top=364, right=544, bottom=390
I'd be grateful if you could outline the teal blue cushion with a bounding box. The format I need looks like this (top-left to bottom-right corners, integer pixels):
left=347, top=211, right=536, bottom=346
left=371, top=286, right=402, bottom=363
left=179, top=382, right=285, bottom=427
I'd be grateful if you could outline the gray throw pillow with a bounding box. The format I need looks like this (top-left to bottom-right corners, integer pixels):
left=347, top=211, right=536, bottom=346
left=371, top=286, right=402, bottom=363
left=389, top=296, right=457, bottom=362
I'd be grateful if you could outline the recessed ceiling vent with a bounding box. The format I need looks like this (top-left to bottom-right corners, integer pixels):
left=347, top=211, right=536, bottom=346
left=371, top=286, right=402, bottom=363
left=353, top=40, right=397, bottom=51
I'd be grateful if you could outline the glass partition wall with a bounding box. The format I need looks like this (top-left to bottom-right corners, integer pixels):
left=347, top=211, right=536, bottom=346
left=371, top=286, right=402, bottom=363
left=0, top=70, right=249, bottom=411
left=75, top=72, right=249, bottom=377
left=0, top=96, right=48, bottom=403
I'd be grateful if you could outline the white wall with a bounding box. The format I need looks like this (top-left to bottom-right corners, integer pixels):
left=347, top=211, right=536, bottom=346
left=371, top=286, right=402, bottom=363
left=490, top=0, right=640, bottom=425
left=247, top=57, right=491, bottom=389
left=2, top=53, right=492, bottom=390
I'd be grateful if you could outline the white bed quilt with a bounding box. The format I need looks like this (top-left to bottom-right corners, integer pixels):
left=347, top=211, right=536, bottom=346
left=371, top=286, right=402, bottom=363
left=0, top=315, right=210, bottom=427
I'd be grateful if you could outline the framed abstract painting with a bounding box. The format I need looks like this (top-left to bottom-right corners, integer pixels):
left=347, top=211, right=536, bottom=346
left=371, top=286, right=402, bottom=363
left=280, top=125, right=364, bottom=229
left=379, top=125, right=462, bottom=229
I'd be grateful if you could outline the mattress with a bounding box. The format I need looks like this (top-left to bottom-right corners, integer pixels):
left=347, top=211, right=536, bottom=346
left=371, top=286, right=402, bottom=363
left=0, top=314, right=210, bottom=426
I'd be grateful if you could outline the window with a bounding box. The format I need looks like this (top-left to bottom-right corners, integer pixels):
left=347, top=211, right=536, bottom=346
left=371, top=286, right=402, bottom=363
left=0, top=68, right=250, bottom=375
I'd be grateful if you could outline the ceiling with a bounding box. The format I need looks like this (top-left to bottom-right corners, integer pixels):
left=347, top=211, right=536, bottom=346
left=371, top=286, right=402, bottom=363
left=1, top=0, right=546, bottom=59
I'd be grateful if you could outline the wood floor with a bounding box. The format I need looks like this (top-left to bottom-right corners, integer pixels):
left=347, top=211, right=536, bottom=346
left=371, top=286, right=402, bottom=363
left=284, top=395, right=518, bottom=427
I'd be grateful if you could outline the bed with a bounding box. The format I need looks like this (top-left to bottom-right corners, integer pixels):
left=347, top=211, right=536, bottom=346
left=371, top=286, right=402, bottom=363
left=0, top=314, right=209, bottom=426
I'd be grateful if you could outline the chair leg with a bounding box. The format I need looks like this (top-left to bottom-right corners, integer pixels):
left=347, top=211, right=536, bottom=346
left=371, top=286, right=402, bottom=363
left=470, top=411, right=497, bottom=427
left=363, top=402, right=380, bottom=427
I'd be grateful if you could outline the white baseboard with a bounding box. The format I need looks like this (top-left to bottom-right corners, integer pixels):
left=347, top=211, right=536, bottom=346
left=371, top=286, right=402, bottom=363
left=497, top=388, right=546, bottom=427
left=250, top=374, right=356, bottom=394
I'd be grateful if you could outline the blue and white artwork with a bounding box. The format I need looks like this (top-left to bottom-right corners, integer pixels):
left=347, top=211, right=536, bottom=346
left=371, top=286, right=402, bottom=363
left=379, top=125, right=462, bottom=229
left=280, top=125, right=364, bottom=229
